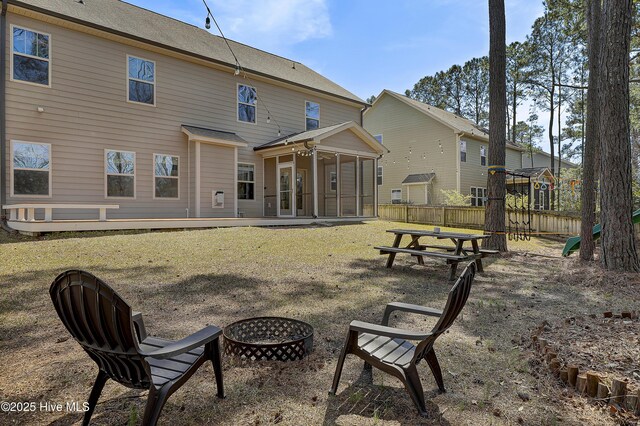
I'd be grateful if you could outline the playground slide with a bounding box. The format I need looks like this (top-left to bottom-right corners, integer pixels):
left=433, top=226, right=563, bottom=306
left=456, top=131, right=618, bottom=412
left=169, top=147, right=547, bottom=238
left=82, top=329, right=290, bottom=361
left=562, top=209, right=640, bottom=257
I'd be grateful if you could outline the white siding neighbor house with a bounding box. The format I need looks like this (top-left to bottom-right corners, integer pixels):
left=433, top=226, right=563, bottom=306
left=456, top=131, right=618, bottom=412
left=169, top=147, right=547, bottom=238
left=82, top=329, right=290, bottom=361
left=0, top=0, right=386, bottom=233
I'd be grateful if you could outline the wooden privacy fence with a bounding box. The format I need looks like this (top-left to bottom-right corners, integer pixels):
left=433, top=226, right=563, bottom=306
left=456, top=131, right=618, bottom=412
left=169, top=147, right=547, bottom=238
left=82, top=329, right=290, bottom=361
left=376, top=204, right=590, bottom=237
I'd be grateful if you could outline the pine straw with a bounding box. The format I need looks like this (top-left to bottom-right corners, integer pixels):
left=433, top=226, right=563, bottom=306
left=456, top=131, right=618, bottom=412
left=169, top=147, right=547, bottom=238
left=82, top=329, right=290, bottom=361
left=0, top=221, right=635, bottom=425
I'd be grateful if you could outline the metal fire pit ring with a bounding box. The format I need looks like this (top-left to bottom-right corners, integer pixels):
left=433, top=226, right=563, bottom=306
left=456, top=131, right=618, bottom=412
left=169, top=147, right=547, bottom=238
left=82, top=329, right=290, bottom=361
left=223, top=317, right=314, bottom=362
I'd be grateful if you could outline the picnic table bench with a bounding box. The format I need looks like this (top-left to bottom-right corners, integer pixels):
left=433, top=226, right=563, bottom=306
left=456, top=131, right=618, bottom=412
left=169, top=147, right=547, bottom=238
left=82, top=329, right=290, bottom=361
left=375, top=228, right=495, bottom=280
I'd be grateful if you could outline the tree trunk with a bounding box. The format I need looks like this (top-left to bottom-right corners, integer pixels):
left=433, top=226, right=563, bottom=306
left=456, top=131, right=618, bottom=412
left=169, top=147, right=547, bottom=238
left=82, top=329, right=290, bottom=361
left=598, top=0, right=640, bottom=271
left=549, top=80, right=556, bottom=211
left=580, top=0, right=601, bottom=261
left=557, top=70, right=562, bottom=211
left=484, top=0, right=508, bottom=252
left=512, top=77, right=517, bottom=145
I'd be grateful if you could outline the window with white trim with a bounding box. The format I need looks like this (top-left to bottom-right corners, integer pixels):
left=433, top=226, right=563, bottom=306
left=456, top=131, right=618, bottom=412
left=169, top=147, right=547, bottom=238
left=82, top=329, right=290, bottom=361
left=238, top=163, right=255, bottom=200
left=329, top=171, right=337, bottom=191
left=391, top=189, right=402, bottom=204
left=305, top=101, right=319, bottom=130
left=377, top=166, right=383, bottom=186
left=460, top=140, right=467, bottom=162
left=154, top=154, right=179, bottom=198
left=12, top=26, right=50, bottom=86
left=480, top=145, right=486, bottom=166
left=106, top=150, right=135, bottom=198
left=12, top=141, right=50, bottom=196
left=374, top=134, right=383, bottom=144
left=127, top=56, right=155, bottom=105
left=238, top=84, right=257, bottom=123
left=470, top=187, right=487, bottom=207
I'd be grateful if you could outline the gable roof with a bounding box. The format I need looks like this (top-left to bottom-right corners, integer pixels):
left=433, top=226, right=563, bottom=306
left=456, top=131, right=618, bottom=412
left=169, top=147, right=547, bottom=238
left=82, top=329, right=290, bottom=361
left=181, top=125, right=248, bottom=147
left=402, top=173, right=435, bottom=184
left=523, top=150, right=578, bottom=167
left=372, top=90, right=523, bottom=150
left=254, top=121, right=387, bottom=154
left=8, top=0, right=365, bottom=106
left=510, top=167, right=553, bottom=179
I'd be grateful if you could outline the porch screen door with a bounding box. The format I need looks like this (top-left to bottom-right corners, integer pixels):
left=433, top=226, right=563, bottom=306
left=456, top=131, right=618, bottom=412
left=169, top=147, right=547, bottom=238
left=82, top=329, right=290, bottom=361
left=278, top=163, right=294, bottom=217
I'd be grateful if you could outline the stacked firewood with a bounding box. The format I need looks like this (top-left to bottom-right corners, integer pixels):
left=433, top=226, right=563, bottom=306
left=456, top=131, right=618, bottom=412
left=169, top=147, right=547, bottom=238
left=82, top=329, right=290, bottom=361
left=530, top=313, right=640, bottom=418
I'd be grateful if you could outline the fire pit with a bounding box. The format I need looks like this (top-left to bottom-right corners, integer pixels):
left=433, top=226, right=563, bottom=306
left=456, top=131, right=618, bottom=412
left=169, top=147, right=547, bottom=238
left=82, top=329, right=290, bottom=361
left=223, top=317, right=314, bottom=361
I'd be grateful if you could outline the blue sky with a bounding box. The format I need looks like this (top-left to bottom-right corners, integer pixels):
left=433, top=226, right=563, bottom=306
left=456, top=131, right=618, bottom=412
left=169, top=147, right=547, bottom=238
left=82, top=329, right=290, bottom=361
left=127, top=0, right=544, bottom=100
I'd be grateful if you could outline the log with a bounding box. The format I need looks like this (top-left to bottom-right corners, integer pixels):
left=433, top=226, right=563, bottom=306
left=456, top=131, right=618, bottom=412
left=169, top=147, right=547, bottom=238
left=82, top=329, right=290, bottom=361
left=567, top=365, right=579, bottom=387
left=621, top=311, right=631, bottom=319
left=559, top=369, right=568, bottom=383
left=546, top=351, right=557, bottom=363
left=603, top=311, right=613, bottom=318
left=586, top=372, right=600, bottom=397
left=549, top=359, right=561, bottom=374
left=610, top=379, right=627, bottom=405
left=538, top=338, right=548, bottom=352
left=636, top=388, right=640, bottom=415
left=597, top=382, right=610, bottom=401
left=576, top=374, right=587, bottom=394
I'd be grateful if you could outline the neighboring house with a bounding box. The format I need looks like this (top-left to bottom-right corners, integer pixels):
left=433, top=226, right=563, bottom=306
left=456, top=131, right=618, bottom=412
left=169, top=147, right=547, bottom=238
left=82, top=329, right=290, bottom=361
left=1, top=0, right=386, bottom=232
left=522, top=151, right=578, bottom=176
left=364, top=90, right=525, bottom=207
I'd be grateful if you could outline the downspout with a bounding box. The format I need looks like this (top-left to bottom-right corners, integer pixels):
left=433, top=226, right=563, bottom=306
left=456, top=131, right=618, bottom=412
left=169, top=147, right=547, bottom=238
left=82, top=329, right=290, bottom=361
left=1, top=0, right=8, bottom=226
left=360, top=105, right=369, bottom=127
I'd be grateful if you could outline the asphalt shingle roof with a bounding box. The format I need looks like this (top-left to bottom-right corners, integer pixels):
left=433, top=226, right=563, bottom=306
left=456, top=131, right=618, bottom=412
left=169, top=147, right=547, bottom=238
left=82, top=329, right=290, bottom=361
left=10, top=0, right=365, bottom=105
left=402, top=173, right=436, bottom=184
left=181, top=125, right=247, bottom=145
left=254, top=122, right=349, bottom=151
left=511, top=167, right=550, bottom=178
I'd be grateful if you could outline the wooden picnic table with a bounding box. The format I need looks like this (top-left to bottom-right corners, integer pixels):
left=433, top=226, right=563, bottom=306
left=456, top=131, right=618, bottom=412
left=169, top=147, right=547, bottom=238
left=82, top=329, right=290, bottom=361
left=374, top=228, right=497, bottom=280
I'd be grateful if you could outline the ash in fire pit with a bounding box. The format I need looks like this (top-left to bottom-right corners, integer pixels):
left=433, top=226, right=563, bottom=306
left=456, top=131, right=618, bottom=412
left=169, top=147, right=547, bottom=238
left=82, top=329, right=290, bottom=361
left=223, top=317, right=314, bottom=361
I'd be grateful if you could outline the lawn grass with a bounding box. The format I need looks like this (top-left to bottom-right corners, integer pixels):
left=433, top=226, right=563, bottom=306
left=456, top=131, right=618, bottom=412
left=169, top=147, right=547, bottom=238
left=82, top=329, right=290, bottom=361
left=0, top=220, right=633, bottom=425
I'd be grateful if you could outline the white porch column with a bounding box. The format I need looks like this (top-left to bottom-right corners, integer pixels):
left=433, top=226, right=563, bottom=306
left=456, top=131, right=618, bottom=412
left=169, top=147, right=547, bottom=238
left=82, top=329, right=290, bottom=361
left=356, top=156, right=360, bottom=217
left=313, top=149, right=319, bottom=218
left=195, top=141, right=201, bottom=218
left=336, top=153, right=341, bottom=217
left=374, top=158, right=379, bottom=217
left=234, top=147, right=238, bottom=218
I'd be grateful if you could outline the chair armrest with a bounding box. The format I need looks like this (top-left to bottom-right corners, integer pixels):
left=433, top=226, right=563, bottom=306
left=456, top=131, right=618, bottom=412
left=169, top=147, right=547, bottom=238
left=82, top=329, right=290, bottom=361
left=132, top=311, right=147, bottom=341
left=349, top=320, right=429, bottom=340
left=382, top=302, right=442, bottom=326
left=141, top=325, right=222, bottom=359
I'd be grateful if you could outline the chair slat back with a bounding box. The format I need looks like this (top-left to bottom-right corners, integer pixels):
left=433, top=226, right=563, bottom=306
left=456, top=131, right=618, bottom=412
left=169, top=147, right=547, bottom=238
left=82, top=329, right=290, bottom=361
left=414, top=262, right=476, bottom=361
left=50, top=270, right=150, bottom=389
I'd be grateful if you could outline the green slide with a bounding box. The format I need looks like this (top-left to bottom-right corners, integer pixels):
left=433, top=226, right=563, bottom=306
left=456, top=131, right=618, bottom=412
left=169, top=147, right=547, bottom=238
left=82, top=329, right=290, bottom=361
left=562, top=209, right=640, bottom=257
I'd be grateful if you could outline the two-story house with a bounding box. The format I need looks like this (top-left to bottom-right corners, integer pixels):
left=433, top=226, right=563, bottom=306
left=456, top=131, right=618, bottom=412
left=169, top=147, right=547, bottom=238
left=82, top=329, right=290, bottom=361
left=364, top=90, right=554, bottom=210
left=1, top=0, right=385, bottom=233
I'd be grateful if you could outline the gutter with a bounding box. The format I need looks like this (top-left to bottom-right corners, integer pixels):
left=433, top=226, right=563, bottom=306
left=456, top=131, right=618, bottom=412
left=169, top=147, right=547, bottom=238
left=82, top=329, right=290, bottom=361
left=1, top=0, right=7, bottom=222
left=8, top=0, right=368, bottom=109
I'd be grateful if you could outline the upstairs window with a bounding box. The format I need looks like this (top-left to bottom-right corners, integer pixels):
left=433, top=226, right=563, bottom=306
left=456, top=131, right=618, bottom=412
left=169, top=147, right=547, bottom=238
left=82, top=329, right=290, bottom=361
left=305, top=101, right=320, bottom=130
left=154, top=154, right=179, bottom=199
left=12, top=26, right=50, bottom=86
left=238, top=84, right=257, bottom=123
left=127, top=55, right=155, bottom=105
left=460, top=140, right=467, bottom=162
left=238, top=163, right=255, bottom=200
left=12, top=141, right=51, bottom=196
left=480, top=145, right=486, bottom=166
left=377, top=166, right=383, bottom=186
left=106, top=150, right=135, bottom=198
left=374, top=134, right=383, bottom=144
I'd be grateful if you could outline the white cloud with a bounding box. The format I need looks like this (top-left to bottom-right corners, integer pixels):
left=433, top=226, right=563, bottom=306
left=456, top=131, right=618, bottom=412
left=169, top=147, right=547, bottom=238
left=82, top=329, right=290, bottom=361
left=206, top=0, right=332, bottom=50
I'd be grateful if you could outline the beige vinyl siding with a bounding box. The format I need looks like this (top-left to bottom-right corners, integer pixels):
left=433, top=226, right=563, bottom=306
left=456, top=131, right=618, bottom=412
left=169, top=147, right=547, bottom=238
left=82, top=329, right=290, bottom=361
left=320, top=131, right=373, bottom=152
left=363, top=93, right=457, bottom=205
left=404, top=184, right=428, bottom=204
left=506, top=147, right=523, bottom=170
left=4, top=13, right=361, bottom=219
left=198, top=144, right=235, bottom=217
left=522, top=152, right=576, bottom=174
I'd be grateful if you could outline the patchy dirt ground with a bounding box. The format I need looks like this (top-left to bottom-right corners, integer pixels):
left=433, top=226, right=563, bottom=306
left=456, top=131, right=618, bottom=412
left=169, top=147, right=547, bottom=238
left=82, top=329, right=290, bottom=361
left=0, top=221, right=638, bottom=425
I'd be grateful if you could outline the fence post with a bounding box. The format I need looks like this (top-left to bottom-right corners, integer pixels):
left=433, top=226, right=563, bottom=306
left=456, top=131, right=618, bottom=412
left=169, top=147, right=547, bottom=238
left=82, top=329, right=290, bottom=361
left=441, top=207, right=447, bottom=227
left=404, top=205, right=408, bottom=223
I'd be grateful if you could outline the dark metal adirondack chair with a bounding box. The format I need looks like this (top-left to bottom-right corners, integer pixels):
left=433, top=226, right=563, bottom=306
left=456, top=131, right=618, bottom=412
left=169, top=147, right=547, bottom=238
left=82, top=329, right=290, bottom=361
left=330, top=262, right=476, bottom=416
left=49, top=270, right=224, bottom=425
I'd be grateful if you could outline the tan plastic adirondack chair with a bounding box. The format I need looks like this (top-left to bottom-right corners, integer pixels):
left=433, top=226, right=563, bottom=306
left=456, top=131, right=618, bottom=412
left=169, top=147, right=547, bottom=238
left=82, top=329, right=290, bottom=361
left=49, top=270, right=224, bottom=425
left=330, top=262, right=476, bottom=416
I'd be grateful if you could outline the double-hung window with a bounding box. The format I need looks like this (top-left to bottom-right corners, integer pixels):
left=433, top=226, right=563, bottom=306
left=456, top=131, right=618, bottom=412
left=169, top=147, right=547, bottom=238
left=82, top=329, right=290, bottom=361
left=238, top=84, right=257, bottom=123
left=480, top=145, right=486, bottom=166
left=471, top=187, right=487, bottom=207
left=460, top=140, right=467, bottom=162
left=305, top=101, right=320, bottom=130
left=12, top=141, right=51, bottom=196
left=127, top=55, right=155, bottom=105
left=391, top=189, right=402, bottom=204
left=237, top=163, right=255, bottom=200
left=106, top=150, right=135, bottom=198
left=377, top=166, right=383, bottom=186
left=154, top=154, right=179, bottom=198
left=11, top=26, right=50, bottom=86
